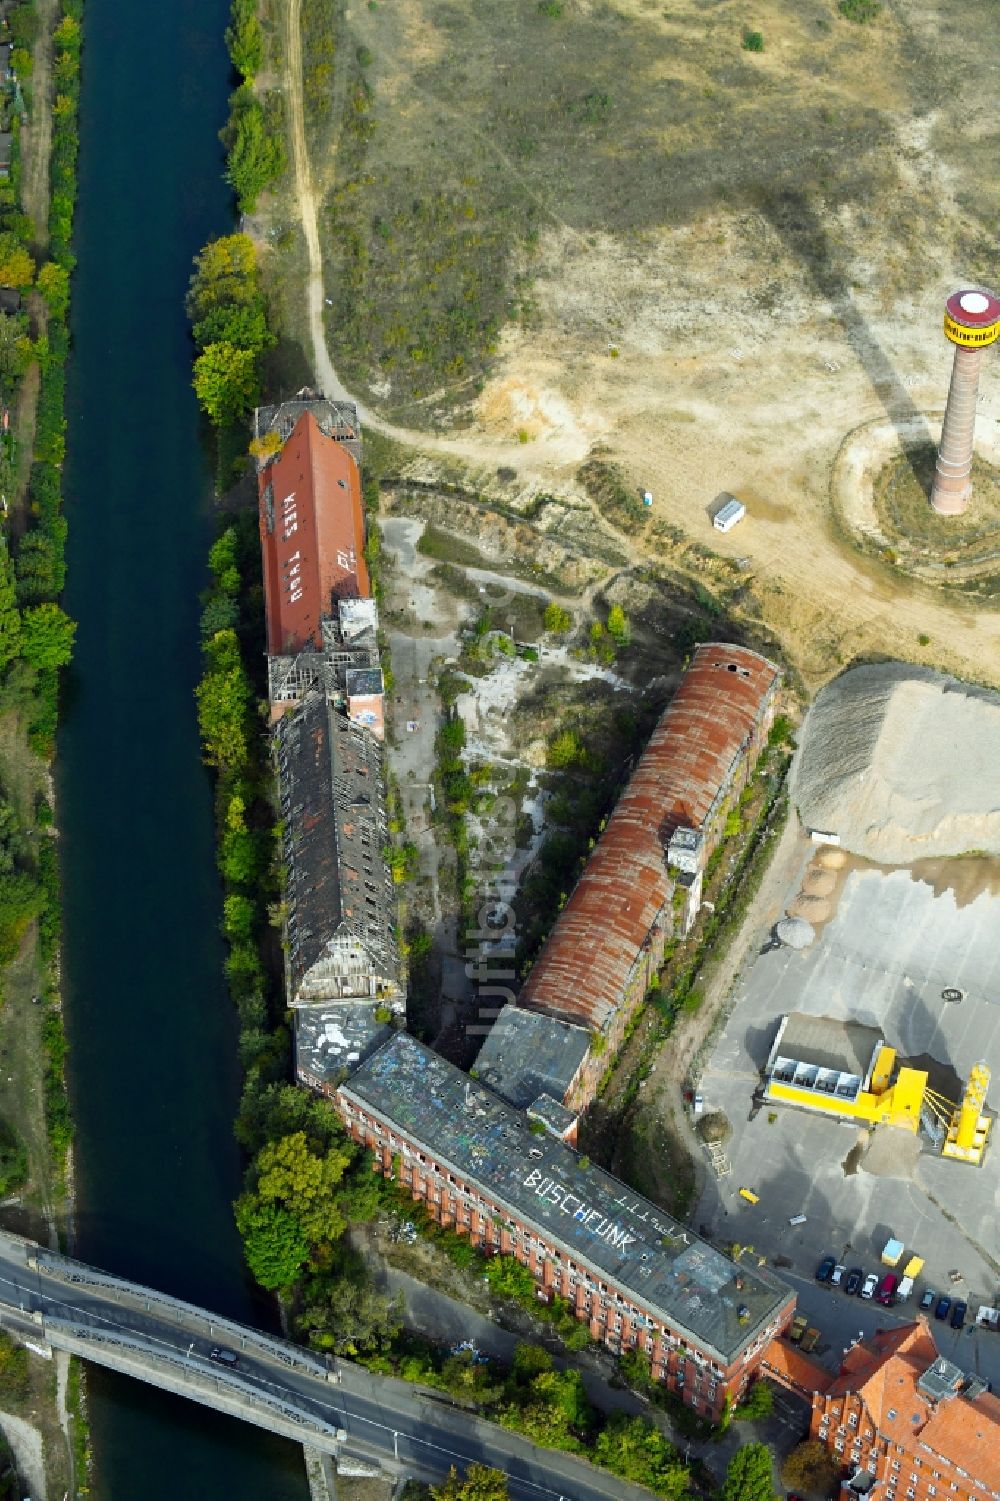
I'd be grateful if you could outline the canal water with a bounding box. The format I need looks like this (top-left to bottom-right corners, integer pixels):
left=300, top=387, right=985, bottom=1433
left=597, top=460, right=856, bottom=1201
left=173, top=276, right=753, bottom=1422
left=58, top=1, right=309, bottom=1496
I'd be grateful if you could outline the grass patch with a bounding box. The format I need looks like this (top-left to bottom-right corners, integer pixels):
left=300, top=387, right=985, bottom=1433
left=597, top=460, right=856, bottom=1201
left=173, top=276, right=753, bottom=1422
left=416, top=524, right=492, bottom=569
left=838, top=0, right=881, bottom=20
left=873, top=446, right=1000, bottom=563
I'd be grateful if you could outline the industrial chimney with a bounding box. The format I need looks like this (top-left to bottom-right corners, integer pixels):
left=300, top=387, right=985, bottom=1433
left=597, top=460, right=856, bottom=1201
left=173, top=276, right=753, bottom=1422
left=930, top=288, right=1000, bottom=516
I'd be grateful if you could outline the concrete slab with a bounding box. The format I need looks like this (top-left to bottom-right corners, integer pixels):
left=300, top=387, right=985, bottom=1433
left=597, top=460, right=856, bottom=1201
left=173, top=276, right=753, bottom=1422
left=695, top=858, right=1000, bottom=1383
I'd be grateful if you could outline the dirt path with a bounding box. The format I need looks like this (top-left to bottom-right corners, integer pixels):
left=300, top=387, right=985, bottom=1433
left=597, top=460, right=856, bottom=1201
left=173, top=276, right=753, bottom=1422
left=21, top=0, right=58, bottom=249
left=0, top=1409, right=47, bottom=1501
left=281, top=4, right=591, bottom=473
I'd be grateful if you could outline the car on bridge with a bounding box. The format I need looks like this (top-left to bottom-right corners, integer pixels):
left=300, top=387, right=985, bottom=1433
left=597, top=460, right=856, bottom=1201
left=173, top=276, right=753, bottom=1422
left=209, top=1346, right=239, bottom=1368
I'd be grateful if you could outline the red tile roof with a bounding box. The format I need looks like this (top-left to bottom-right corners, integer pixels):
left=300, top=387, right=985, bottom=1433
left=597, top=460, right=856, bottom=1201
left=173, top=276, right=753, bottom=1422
left=828, top=1321, right=1000, bottom=1491
left=518, top=643, right=779, bottom=1031
left=762, top=1337, right=833, bottom=1396
left=259, top=411, right=370, bottom=655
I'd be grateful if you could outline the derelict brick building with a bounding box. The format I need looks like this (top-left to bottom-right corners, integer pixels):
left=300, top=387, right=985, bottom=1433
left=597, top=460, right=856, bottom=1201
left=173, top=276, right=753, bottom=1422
left=503, top=643, right=779, bottom=1111
left=336, top=1033, right=793, bottom=1417
left=276, top=691, right=401, bottom=1012
left=255, top=398, right=401, bottom=1088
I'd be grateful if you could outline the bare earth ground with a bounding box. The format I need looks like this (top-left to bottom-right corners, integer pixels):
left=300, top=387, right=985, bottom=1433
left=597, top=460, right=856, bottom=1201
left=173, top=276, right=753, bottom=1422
left=271, top=0, right=1000, bottom=694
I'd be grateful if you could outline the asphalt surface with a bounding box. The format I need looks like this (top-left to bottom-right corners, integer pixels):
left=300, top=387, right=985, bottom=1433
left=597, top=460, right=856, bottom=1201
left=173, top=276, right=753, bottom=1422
left=0, top=1232, right=655, bottom=1501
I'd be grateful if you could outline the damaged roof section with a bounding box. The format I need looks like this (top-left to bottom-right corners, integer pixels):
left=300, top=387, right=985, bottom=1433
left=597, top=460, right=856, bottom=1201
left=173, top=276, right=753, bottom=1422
left=474, top=1005, right=590, bottom=1111
left=276, top=692, right=400, bottom=1006
left=518, top=643, right=779, bottom=1033
left=295, top=1002, right=393, bottom=1093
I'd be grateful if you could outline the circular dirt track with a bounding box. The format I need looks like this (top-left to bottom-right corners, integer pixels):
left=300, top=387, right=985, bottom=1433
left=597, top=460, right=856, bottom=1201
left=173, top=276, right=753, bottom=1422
left=831, top=414, right=1000, bottom=586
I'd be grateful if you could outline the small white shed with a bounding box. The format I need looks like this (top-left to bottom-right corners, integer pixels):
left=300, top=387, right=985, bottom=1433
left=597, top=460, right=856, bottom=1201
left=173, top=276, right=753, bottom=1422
left=713, top=496, right=746, bottom=533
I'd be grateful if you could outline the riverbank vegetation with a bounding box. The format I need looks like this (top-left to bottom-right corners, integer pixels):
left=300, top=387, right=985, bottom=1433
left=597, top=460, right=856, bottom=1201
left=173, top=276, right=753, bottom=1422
left=0, top=3, right=86, bottom=1490
left=0, top=0, right=81, bottom=1234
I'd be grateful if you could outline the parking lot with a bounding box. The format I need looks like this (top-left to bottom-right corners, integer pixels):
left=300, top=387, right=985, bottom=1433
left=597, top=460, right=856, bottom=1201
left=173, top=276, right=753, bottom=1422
left=695, top=845, right=1000, bottom=1384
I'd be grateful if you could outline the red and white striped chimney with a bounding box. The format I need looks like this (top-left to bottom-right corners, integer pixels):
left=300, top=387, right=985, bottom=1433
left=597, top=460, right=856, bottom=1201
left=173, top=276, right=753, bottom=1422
left=931, top=288, right=1000, bottom=516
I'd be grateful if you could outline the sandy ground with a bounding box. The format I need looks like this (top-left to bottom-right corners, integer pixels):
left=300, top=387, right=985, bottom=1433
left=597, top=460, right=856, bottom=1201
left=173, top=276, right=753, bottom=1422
left=277, top=0, right=1000, bottom=695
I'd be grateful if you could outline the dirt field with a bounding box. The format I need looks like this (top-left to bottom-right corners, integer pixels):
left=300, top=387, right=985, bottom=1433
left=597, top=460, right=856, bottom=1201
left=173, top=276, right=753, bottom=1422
left=257, top=0, right=1000, bottom=694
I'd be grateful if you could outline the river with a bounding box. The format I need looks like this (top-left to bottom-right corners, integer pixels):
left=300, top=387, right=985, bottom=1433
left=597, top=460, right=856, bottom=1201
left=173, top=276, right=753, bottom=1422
left=58, top=1, right=309, bottom=1495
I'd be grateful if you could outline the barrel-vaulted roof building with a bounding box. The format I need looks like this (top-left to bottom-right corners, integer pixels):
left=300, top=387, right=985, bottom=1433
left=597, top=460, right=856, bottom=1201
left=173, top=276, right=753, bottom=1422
left=511, top=643, right=779, bottom=1106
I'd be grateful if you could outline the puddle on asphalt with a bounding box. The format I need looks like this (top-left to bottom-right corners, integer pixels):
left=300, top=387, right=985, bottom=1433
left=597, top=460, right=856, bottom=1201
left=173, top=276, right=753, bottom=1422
left=907, top=854, right=1000, bottom=908
left=842, top=1141, right=865, bottom=1176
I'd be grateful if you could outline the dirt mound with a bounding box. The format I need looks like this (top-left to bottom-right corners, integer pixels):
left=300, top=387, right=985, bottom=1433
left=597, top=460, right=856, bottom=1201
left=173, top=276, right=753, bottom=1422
left=786, top=894, right=832, bottom=922
left=802, top=868, right=837, bottom=897
left=816, top=847, right=847, bottom=869
left=792, top=664, right=1000, bottom=864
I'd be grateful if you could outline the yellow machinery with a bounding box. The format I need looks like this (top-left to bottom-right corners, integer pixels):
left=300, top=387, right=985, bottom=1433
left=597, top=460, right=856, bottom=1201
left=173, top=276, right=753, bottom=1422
left=925, top=1063, right=992, bottom=1166
left=765, top=1041, right=927, bottom=1133
left=764, top=1017, right=992, bottom=1164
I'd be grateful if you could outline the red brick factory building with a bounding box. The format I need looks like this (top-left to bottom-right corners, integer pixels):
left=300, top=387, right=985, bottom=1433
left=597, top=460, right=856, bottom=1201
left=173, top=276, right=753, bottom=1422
left=336, top=1032, right=794, bottom=1418
left=807, top=1322, right=1000, bottom=1501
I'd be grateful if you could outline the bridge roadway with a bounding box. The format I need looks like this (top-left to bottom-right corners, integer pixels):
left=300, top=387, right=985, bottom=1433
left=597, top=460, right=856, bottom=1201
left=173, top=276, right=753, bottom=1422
left=0, top=1232, right=653, bottom=1501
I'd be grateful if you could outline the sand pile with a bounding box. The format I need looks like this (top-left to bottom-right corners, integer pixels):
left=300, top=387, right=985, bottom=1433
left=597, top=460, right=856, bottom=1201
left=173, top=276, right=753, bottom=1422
left=792, top=664, right=1000, bottom=864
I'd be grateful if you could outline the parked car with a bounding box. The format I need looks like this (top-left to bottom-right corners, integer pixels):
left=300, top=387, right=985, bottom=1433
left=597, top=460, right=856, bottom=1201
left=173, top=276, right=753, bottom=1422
left=877, top=1273, right=900, bottom=1306
left=845, top=1267, right=864, bottom=1296
left=830, top=1264, right=846, bottom=1287
left=861, top=1272, right=879, bottom=1300
left=935, top=1296, right=952, bottom=1321
left=951, top=1301, right=968, bottom=1330
left=920, top=1288, right=936, bottom=1311
left=816, top=1255, right=837, bottom=1282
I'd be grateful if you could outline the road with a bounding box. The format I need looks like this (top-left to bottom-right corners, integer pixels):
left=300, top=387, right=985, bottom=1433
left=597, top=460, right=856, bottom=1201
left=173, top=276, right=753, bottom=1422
left=0, top=1231, right=657, bottom=1501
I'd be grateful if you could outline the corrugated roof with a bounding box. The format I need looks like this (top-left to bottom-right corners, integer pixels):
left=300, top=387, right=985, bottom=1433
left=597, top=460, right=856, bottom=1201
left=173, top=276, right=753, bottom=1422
left=259, top=411, right=370, bottom=656
left=342, top=1033, right=792, bottom=1365
left=275, top=693, right=398, bottom=1001
left=519, top=643, right=779, bottom=1031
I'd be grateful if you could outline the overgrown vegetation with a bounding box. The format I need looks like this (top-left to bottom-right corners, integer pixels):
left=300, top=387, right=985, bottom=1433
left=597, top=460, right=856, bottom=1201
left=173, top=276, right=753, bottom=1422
left=0, top=0, right=86, bottom=1196
left=188, top=234, right=274, bottom=430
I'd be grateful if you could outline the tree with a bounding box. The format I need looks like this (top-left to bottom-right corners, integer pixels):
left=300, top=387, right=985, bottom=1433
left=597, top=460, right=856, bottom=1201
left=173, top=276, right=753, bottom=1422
left=225, top=0, right=264, bottom=80
left=547, top=728, right=583, bottom=769
left=222, top=88, right=286, bottom=213
left=593, top=1414, right=689, bottom=1498
left=735, top=1378, right=774, bottom=1421
left=0, top=315, right=33, bottom=396
left=0, top=549, right=20, bottom=671
left=255, top=1130, right=353, bottom=1244
left=781, top=1439, right=840, bottom=1493
left=0, top=234, right=33, bottom=289
left=720, top=1443, right=777, bottom=1501
left=543, top=601, right=572, bottom=633
left=298, top=1278, right=403, bottom=1356
left=234, top=1196, right=309, bottom=1290
left=512, top=1343, right=552, bottom=1383
left=193, top=298, right=273, bottom=357
left=187, top=234, right=260, bottom=323
left=193, top=341, right=259, bottom=426
left=195, top=630, right=252, bottom=769
left=36, top=262, right=70, bottom=318
left=20, top=603, right=75, bottom=669
left=432, top=1465, right=509, bottom=1501
left=607, top=603, right=630, bottom=645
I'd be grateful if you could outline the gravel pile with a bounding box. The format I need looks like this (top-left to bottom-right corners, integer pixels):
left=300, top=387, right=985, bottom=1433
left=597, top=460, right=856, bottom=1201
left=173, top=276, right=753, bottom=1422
left=792, top=663, right=1000, bottom=863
